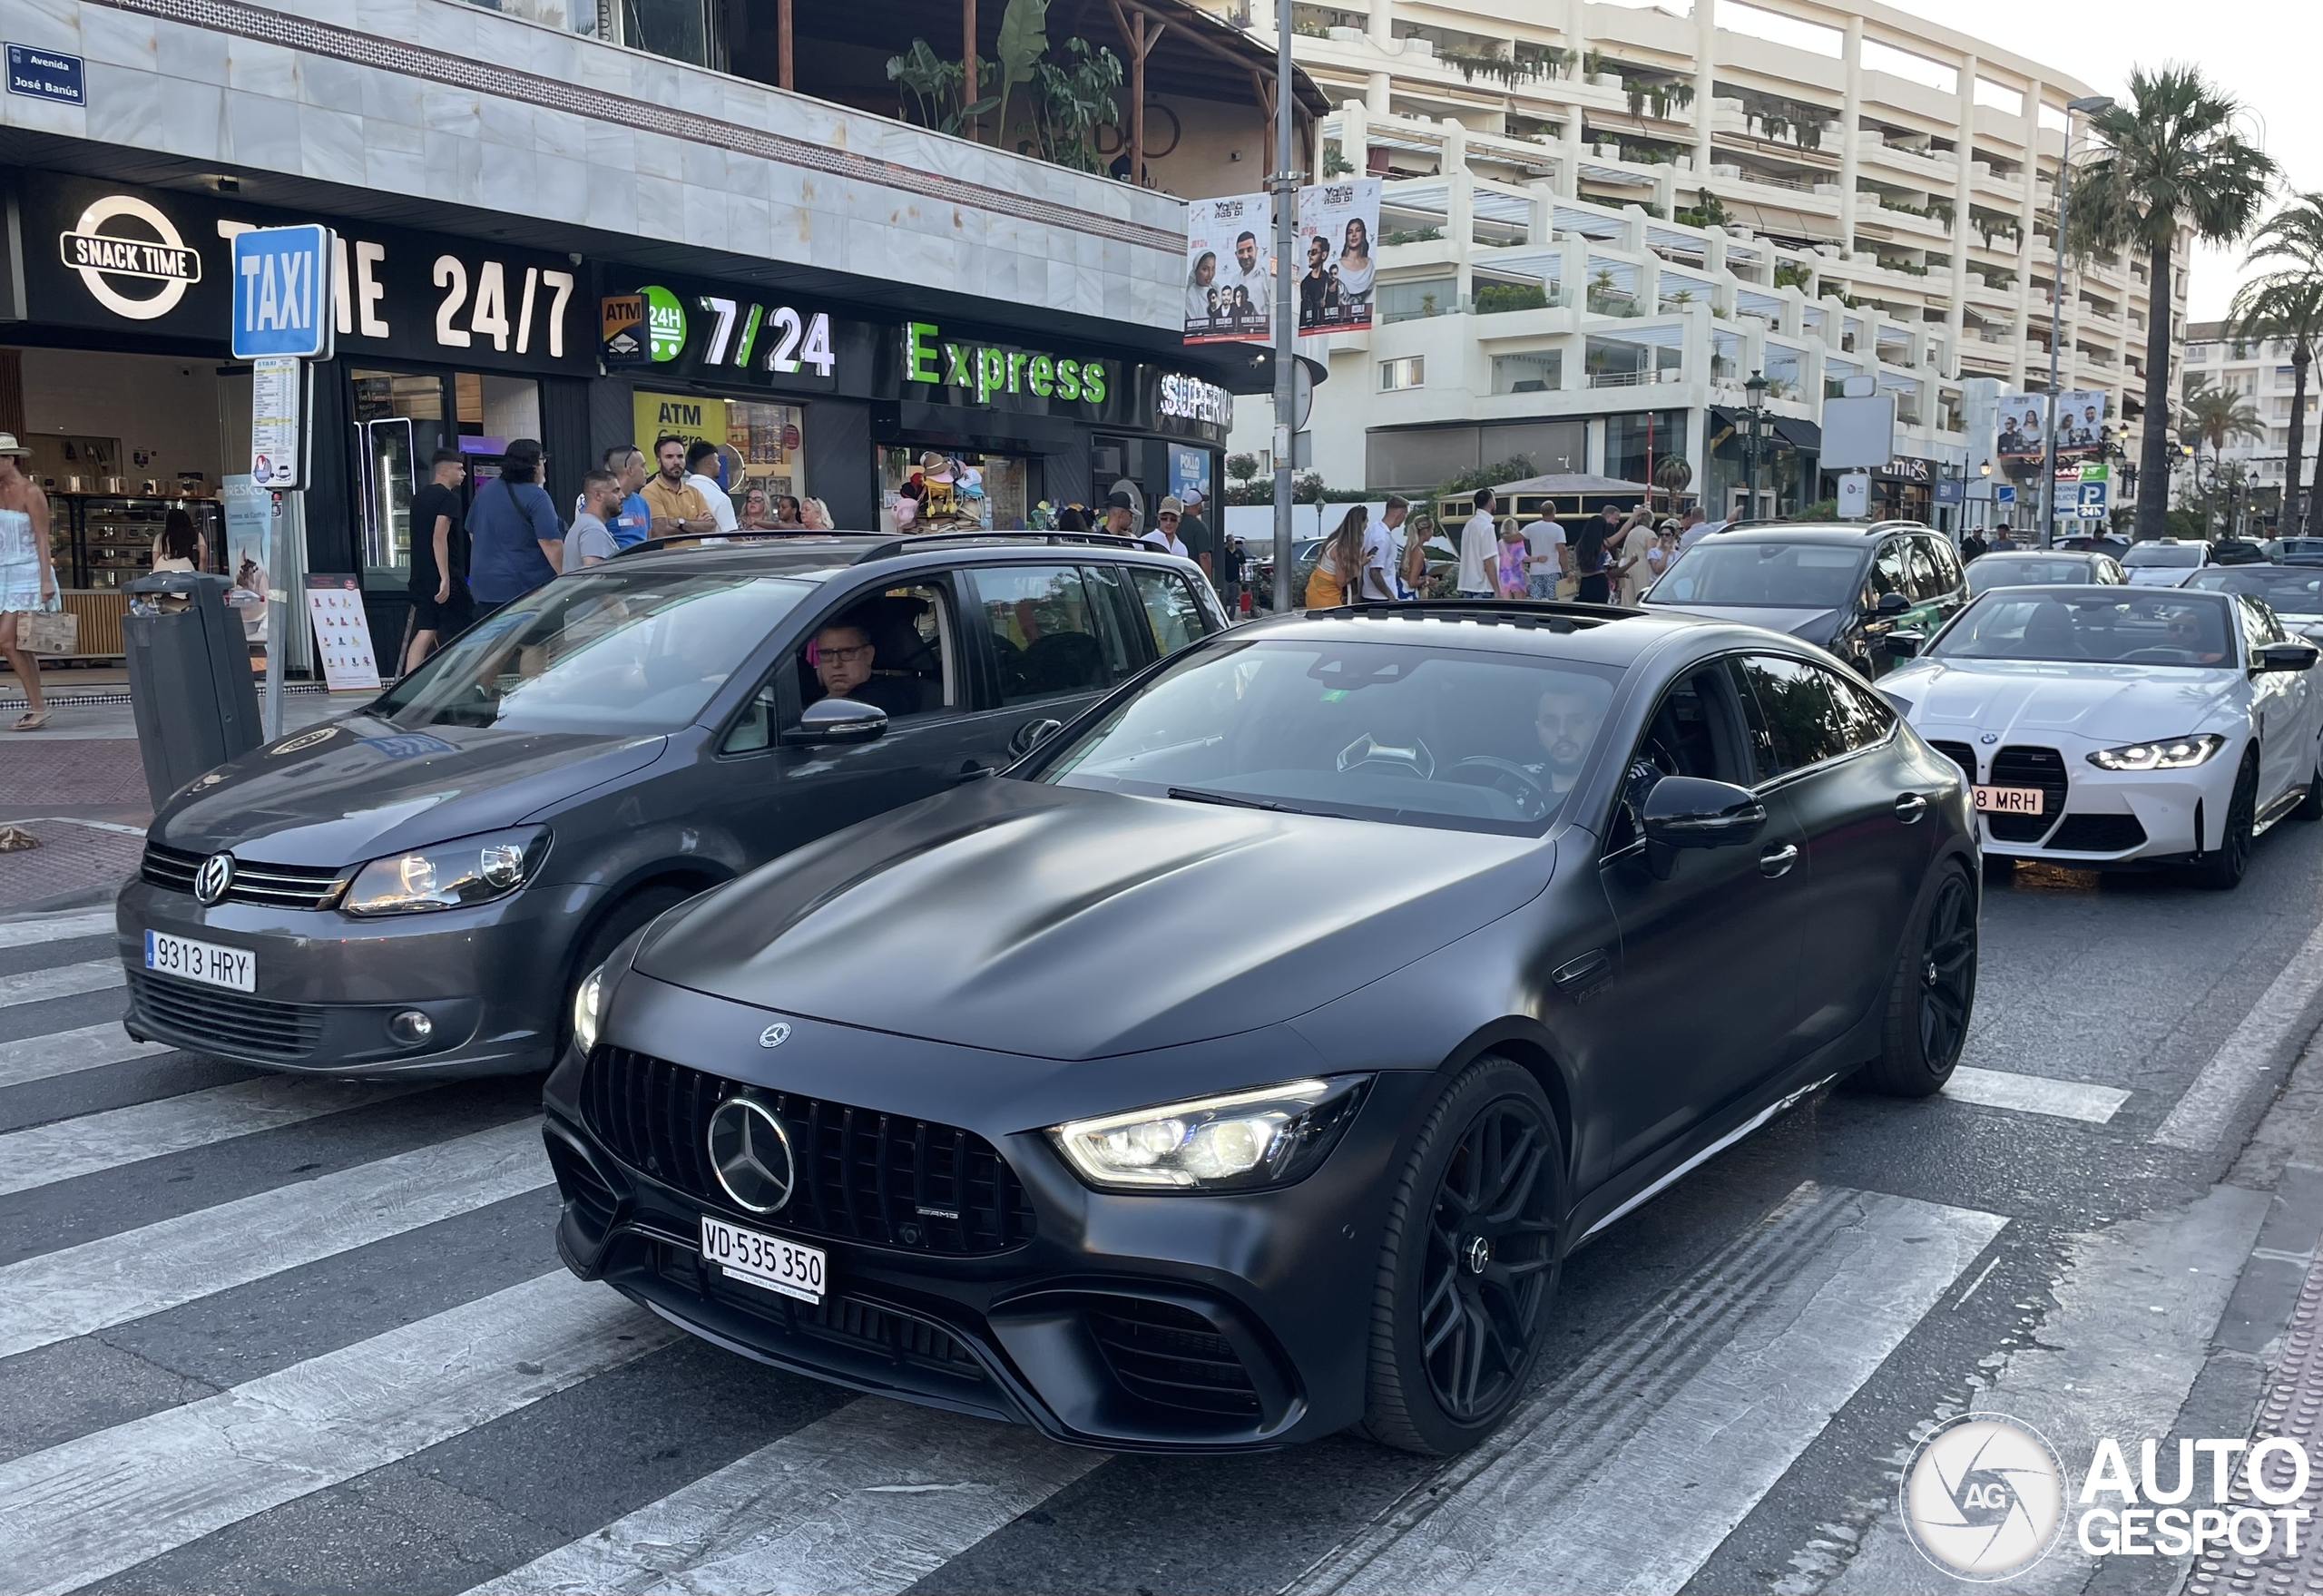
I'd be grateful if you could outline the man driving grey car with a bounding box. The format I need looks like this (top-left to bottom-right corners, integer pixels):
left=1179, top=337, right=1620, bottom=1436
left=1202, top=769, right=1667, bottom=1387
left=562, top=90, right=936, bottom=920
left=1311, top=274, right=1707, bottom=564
left=810, top=614, right=921, bottom=717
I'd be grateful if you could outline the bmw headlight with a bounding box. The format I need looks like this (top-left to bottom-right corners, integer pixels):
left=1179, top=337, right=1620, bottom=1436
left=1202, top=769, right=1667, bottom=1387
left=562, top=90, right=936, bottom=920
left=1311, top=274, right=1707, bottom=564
left=572, top=964, right=605, bottom=1054
left=1048, top=1077, right=1369, bottom=1192
left=342, top=827, right=548, bottom=915
left=2086, top=735, right=2226, bottom=771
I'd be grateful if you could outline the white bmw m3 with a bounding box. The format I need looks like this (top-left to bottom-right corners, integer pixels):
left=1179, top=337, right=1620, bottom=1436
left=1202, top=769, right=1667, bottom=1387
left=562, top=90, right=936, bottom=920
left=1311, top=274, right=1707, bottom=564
left=1879, top=585, right=2323, bottom=887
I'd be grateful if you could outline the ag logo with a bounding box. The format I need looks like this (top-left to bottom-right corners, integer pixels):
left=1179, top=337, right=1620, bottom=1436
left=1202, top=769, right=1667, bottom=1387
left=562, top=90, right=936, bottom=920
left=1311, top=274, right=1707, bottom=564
left=59, top=194, right=202, bottom=320
left=1901, top=1413, right=2069, bottom=1581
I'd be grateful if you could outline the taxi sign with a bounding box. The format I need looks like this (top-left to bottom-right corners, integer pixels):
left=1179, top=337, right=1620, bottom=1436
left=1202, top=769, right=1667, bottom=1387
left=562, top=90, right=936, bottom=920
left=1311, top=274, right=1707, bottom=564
left=230, top=224, right=334, bottom=360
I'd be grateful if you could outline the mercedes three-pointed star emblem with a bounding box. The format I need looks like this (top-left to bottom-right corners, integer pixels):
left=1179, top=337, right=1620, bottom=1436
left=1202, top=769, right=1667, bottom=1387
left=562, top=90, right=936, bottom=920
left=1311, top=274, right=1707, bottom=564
left=705, top=1096, right=797, bottom=1214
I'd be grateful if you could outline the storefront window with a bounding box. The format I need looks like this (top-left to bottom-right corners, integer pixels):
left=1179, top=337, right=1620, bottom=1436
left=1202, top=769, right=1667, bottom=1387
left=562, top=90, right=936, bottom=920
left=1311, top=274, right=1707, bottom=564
left=880, top=446, right=1028, bottom=533
left=352, top=367, right=544, bottom=583
left=633, top=391, right=804, bottom=513
left=1606, top=411, right=1687, bottom=494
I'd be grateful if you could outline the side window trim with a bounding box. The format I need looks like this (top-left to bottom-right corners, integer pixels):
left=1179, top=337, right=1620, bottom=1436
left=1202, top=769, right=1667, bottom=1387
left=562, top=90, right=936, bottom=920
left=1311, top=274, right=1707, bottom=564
left=1599, top=655, right=1757, bottom=859
left=1731, top=650, right=1897, bottom=792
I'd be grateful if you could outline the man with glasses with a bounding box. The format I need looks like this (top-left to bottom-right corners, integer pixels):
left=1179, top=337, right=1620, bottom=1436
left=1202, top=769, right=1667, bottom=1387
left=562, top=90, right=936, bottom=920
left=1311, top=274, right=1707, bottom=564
left=1143, top=497, right=1191, bottom=559
left=808, top=612, right=918, bottom=716
left=2163, top=606, right=2229, bottom=665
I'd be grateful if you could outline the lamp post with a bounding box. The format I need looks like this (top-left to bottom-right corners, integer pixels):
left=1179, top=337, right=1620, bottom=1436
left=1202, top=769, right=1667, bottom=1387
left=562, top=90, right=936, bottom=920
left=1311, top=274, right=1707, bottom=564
left=2040, top=93, right=2116, bottom=550
left=1743, top=370, right=1769, bottom=518
left=1268, top=0, right=1300, bottom=616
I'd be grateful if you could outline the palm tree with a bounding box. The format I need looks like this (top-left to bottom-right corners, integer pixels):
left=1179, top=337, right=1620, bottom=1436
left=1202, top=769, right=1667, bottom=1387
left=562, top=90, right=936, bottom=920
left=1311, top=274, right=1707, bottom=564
left=2237, top=192, right=2323, bottom=534
left=2067, top=65, right=2278, bottom=539
left=2179, top=375, right=2267, bottom=530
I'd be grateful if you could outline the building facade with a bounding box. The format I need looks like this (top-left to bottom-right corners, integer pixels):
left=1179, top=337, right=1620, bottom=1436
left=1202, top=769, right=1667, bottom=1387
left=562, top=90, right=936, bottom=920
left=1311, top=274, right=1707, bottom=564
left=2179, top=320, right=2318, bottom=531
left=1214, top=0, right=2173, bottom=528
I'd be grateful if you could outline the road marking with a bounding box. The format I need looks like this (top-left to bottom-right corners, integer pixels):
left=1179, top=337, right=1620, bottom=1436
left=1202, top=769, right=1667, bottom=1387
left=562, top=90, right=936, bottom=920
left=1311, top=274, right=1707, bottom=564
left=0, top=1270, right=674, bottom=1596
left=0, top=911, right=116, bottom=949
left=0, top=1023, right=172, bottom=1090
left=0, top=1076, right=428, bottom=1197
left=1289, top=1182, right=2006, bottom=1596
left=0, top=1116, right=549, bottom=1360
left=0, top=960, right=123, bottom=1010
left=2153, top=915, right=2323, bottom=1150
left=470, top=1395, right=1100, bottom=1596
left=1945, top=1066, right=2129, bottom=1124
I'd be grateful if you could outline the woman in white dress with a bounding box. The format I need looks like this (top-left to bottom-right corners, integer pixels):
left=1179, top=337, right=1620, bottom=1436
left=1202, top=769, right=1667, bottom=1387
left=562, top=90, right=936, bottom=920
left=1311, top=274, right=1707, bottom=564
left=1336, top=218, right=1376, bottom=313
left=0, top=434, right=57, bottom=731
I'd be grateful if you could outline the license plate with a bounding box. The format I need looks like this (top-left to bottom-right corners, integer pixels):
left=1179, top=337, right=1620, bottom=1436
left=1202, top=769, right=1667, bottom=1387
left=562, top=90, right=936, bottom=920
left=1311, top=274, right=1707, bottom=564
left=142, top=929, right=255, bottom=992
left=700, top=1214, right=826, bottom=1304
left=1973, top=785, right=2045, bottom=816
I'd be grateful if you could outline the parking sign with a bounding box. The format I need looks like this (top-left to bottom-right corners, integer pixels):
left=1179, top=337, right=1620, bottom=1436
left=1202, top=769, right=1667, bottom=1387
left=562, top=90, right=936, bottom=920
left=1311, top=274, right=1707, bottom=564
left=230, top=225, right=334, bottom=360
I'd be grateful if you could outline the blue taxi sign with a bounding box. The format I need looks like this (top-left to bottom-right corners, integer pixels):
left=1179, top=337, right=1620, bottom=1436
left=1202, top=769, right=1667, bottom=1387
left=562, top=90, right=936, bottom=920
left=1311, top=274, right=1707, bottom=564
left=230, top=225, right=334, bottom=360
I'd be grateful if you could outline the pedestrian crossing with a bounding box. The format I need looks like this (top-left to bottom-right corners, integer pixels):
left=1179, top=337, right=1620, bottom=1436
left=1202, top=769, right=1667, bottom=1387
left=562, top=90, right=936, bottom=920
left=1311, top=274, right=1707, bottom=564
left=0, top=927, right=2171, bottom=1594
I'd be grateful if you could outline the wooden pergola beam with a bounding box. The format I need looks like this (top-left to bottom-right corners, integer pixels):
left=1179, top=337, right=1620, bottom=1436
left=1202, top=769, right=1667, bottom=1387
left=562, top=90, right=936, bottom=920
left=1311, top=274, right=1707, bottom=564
left=1105, top=0, right=1167, bottom=183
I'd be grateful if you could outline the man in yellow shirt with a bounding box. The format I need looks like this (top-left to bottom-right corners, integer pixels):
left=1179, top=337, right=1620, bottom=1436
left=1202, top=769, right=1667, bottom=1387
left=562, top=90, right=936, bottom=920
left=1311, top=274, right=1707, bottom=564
left=642, top=434, right=717, bottom=537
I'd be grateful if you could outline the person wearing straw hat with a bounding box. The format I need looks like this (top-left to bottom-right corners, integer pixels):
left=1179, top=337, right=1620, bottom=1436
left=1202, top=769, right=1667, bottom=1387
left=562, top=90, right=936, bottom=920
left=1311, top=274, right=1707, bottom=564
left=0, top=434, right=58, bottom=731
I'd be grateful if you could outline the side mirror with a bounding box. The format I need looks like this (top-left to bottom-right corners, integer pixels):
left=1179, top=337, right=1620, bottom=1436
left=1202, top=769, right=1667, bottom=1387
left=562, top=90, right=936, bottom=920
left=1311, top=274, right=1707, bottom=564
left=1875, top=591, right=1911, bottom=617
left=1009, top=718, right=1064, bottom=758
left=781, top=697, right=889, bottom=745
left=2256, top=641, right=2320, bottom=673
left=1642, top=776, right=1767, bottom=849
left=1885, top=629, right=1927, bottom=660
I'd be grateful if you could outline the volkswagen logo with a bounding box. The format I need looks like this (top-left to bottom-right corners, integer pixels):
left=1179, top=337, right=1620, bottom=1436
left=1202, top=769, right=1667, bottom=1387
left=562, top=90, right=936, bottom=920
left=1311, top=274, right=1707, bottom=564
left=759, top=1023, right=791, bottom=1049
left=705, top=1096, right=796, bottom=1214
left=193, top=853, right=235, bottom=906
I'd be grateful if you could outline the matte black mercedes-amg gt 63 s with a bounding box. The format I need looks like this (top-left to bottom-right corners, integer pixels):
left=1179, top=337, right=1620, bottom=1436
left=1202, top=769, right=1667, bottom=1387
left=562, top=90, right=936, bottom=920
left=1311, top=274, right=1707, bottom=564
left=544, top=600, right=1979, bottom=1455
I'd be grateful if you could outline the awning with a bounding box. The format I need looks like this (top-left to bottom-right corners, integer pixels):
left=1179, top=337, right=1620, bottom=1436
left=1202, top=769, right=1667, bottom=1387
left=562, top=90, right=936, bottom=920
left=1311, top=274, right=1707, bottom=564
left=1709, top=408, right=1820, bottom=451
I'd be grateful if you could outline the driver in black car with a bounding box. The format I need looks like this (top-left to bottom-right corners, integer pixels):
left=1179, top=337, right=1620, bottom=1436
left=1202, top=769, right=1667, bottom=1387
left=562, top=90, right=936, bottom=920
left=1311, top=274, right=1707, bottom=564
left=1528, top=684, right=1604, bottom=795
left=808, top=614, right=921, bottom=717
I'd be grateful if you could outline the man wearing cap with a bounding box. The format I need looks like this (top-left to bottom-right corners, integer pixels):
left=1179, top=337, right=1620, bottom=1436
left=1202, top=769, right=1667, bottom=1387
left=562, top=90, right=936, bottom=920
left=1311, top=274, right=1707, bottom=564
left=1144, top=496, right=1191, bottom=560
left=1103, top=491, right=1138, bottom=539
left=1176, top=487, right=1220, bottom=587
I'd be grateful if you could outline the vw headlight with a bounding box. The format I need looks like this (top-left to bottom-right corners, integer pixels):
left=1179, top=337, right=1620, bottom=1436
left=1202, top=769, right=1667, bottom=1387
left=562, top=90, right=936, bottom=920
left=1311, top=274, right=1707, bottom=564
left=2086, top=734, right=2226, bottom=772
left=572, top=964, right=605, bottom=1054
left=1049, top=1077, right=1369, bottom=1192
left=342, top=827, right=548, bottom=915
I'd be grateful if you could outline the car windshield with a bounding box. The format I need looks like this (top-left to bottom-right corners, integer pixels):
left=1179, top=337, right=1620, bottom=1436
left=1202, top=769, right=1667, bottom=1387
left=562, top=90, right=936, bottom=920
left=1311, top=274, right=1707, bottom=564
left=2185, top=568, right=2323, bottom=614
left=372, top=571, right=813, bottom=732
left=2122, top=543, right=2203, bottom=567
left=1966, top=557, right=2101, bottom=595
left=1648, top=541, right=1864, bottom=608
left=1036, top=637, right=1622, bottom=835
left=1930, top=591, right=2238, bottom=668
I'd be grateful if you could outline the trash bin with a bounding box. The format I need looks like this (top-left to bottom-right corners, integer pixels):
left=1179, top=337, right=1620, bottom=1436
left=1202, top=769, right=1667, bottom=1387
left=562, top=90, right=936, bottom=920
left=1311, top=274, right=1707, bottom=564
left=123, top=572, right=263, bottom=809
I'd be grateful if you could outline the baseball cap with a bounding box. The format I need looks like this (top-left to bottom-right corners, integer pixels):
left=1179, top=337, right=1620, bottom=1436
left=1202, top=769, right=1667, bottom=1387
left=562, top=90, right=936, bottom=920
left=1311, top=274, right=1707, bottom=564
left=1105, top=491, right=1134, bottom=510
left=1158, top=495, right=1185, bottom=517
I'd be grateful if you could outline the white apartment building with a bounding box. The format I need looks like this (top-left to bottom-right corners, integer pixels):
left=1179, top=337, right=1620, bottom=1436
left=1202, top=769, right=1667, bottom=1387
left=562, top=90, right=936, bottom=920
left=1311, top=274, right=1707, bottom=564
left=1215, top=0, right=2175, bottom=526
left=2181, top=321, right=2318, bottom=526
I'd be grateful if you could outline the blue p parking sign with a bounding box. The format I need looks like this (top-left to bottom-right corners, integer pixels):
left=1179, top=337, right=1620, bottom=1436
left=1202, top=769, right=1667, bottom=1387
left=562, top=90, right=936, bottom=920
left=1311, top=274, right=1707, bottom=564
left=230, top=225, right=335, bottom=360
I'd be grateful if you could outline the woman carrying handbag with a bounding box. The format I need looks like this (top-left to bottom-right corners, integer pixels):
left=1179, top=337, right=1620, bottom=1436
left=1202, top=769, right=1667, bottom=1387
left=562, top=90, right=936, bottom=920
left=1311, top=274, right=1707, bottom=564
left=0, top=435, right=59, bottom=731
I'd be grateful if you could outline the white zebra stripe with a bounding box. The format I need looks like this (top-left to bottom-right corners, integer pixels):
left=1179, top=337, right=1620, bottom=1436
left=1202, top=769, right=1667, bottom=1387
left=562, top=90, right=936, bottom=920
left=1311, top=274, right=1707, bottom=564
left=0, top=1116, right=550, bottom=1360
left=0, top=1270, right=675, bottom=1596
left=0, top=961, right=123, bottom=1010
left=0, top=912, right=116, bottom=950
left=0, top=1075, right=428, bottom=1197
left=0, top=1023, right=172, bottom=1091
left=470, top=1394, right=1100, bottom=1596
left=1944, top=1066, right=2130, bottom=1124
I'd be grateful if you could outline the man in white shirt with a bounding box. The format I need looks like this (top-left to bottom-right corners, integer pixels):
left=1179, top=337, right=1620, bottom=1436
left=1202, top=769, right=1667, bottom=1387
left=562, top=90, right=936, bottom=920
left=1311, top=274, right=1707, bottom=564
left=1525, top=512, right=1568, bottom=599
left=1231, top=232, right=1270, bottom=321
left=1358, top=494, right=1407, bottom=601
left=683, top=440, right=739, bottom=534
left=1456, top=488, right=1500, bottom=597
left=1142, top=495, right=1191, bottom=558
left=1677, top=507, right=1718, bottom=551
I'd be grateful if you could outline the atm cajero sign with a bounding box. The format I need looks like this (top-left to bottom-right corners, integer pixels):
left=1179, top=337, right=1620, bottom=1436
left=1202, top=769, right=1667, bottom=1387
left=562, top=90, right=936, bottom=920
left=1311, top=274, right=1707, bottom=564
left=903, top=321, right=1111, bottom=407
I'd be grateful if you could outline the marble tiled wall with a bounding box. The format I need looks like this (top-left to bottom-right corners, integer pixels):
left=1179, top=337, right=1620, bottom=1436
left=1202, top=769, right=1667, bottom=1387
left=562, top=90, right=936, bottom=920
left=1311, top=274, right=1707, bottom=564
left=4, top=0, right=1185, bottom=329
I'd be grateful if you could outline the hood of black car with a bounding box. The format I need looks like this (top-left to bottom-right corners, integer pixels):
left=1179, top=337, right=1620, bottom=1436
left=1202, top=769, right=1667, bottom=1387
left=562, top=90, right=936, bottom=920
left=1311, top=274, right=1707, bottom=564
left=636, top=779, right=1544, bottom=1060
left=154, top=717, right=667, bottom=867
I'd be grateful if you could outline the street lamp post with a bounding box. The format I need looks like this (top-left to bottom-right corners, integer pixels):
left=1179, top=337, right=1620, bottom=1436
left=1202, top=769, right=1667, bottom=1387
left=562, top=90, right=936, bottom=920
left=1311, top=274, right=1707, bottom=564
left=2040, top=93, right=2116, bottom=551
left=1268, top=1, right=1300, bottom=616
left=1743, top=370, right=1769, bottom=519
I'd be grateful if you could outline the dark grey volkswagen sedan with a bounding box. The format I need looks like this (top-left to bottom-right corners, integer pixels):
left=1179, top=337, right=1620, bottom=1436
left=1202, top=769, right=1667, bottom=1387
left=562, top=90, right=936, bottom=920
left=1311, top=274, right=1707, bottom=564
left=546, top=599, right=1978, bottom=1455
left=116, top=534, right=1224, bottom=1077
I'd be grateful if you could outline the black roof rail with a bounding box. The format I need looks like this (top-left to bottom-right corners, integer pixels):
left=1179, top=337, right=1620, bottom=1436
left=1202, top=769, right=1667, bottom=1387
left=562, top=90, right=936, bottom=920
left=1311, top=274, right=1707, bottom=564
left=851, top=531, right=1147, bottom=564
left=1312, top=597, right=1647, bottom=629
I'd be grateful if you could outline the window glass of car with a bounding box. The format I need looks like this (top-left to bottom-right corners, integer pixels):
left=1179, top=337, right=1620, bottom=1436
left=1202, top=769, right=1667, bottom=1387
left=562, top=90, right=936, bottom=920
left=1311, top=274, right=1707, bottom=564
left=1075, top=564, right=1142, bottom=680
left=1604, top=666, right=1755, bottom=851
left=1871, top=541, right=1910, bottom=602
left=1645, top=542, right=1867, bottom=608
left=1730, top=654, right=1892, bottom=779
left=2185, top=567, right=2323, bottom=618
left=723, top=583, right=960, bottom=754
left=2237, top=594, right=2279, bottom=654
left=376, top=572, right=813, bottom=733
left=1965, top=556, right=2120, bottom=595
left=971, top=565, right=1115, bottom=705
left=1126, top=566, right=1211, bottom=658
left=1923, top=535, right=1965, bottom=594
left=1036, top=637, right=1624, bottom=836
left=1900, top=540, right=1943, bottom=602
left=2122, top=542, right=2204, bottom=569
left=1930, top=592, right=2237, bottom=667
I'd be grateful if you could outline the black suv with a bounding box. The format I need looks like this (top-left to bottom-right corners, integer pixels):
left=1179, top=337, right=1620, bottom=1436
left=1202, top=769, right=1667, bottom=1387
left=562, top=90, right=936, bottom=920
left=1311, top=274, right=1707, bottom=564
left=119, top=534, right=1226, bottom=1079
left=1644, top=520, right=1967, bottom=677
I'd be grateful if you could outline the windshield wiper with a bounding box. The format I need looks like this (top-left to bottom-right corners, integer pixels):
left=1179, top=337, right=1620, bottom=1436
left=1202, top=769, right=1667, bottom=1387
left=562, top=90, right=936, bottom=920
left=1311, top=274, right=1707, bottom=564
left=1167, top=786, right=1311, bottom=814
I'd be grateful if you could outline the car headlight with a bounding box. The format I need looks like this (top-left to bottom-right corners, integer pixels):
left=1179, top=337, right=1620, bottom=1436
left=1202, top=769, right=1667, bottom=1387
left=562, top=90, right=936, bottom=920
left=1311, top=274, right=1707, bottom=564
left=1048, top=1076, right=1369, bottom=1193
left=572, top=964, right=605, bottom=1054
left=2086, top=734, right=2227, bottom=771
left=342, top=826, right=548, bottom=915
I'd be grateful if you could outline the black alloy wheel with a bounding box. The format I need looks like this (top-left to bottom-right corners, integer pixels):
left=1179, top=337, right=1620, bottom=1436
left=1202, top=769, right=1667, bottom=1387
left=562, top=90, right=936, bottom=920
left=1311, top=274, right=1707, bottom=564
left=1862, top=865, right=1977, bottom=1097
left=1361, top=1057, right=1563, bottom=1454
left=2199, top=755, right=2259, bottom=891
left=2294, top=750, right=2323, bottom=822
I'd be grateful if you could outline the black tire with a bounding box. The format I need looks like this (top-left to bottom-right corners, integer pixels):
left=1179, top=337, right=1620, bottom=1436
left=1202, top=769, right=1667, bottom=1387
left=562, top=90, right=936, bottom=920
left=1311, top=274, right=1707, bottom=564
left=557, top=881, right=700, bottom=1061
left=1860, top=865, right=1977, bottom=1097
left=2295, top=751, right=2323, bottom=823
left=2199, top=755, right=2259, bottom=890
left=1358, top=1056, right=1564, bottom=1455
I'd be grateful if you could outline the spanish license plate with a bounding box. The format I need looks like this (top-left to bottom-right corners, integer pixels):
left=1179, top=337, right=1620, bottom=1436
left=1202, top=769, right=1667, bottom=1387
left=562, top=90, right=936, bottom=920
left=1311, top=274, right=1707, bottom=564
left=142, top=929, right=255, bottom=992
left=700, top=1214, right=827, bottom=1305
left=1973, top=785, right=2045, bottom=816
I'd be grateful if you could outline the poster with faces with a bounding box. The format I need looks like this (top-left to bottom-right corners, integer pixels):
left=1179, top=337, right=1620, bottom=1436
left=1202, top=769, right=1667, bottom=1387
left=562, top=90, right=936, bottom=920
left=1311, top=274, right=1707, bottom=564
left=304, top=577, right=381, bottom=693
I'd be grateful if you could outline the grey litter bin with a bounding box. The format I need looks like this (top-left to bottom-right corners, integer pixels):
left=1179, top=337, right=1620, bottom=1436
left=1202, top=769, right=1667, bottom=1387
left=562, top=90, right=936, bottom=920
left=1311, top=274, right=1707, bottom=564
left=123, top=571, right=263, bottom=808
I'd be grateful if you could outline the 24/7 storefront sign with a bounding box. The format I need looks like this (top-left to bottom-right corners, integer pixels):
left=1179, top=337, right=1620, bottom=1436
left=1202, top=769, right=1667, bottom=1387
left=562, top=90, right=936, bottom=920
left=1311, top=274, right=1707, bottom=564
left=598, top=274, right=851, bottom=391
left=19, top=174, right=591, bottom=375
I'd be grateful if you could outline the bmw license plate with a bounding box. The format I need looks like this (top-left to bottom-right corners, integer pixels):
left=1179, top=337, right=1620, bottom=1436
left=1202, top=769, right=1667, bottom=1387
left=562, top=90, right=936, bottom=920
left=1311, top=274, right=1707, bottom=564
left=700, top=1214, right=826, bottom=1304
left=142, top=929, right=255, bottom=992
left=1973, top=785, right=2044, bottom=816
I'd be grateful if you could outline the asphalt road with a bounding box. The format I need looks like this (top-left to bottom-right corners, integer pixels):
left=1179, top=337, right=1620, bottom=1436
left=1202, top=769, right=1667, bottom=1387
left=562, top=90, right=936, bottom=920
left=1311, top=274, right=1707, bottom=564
left=3, top=821, right=2322, bottom=1596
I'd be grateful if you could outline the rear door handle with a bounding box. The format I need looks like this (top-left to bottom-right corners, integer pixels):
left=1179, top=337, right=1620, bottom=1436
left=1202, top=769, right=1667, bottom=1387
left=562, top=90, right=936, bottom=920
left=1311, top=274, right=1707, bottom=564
left=1895, top=792, right=1929, bottom=823
left=1759, top=843, right=1800, bottom=877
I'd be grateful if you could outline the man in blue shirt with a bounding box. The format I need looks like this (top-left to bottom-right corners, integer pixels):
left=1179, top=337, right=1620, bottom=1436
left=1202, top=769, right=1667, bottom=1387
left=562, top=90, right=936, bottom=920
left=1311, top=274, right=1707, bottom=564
left=599, top=446, right=652, bottom=549
left=466, top=438, right=564, bottom=612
